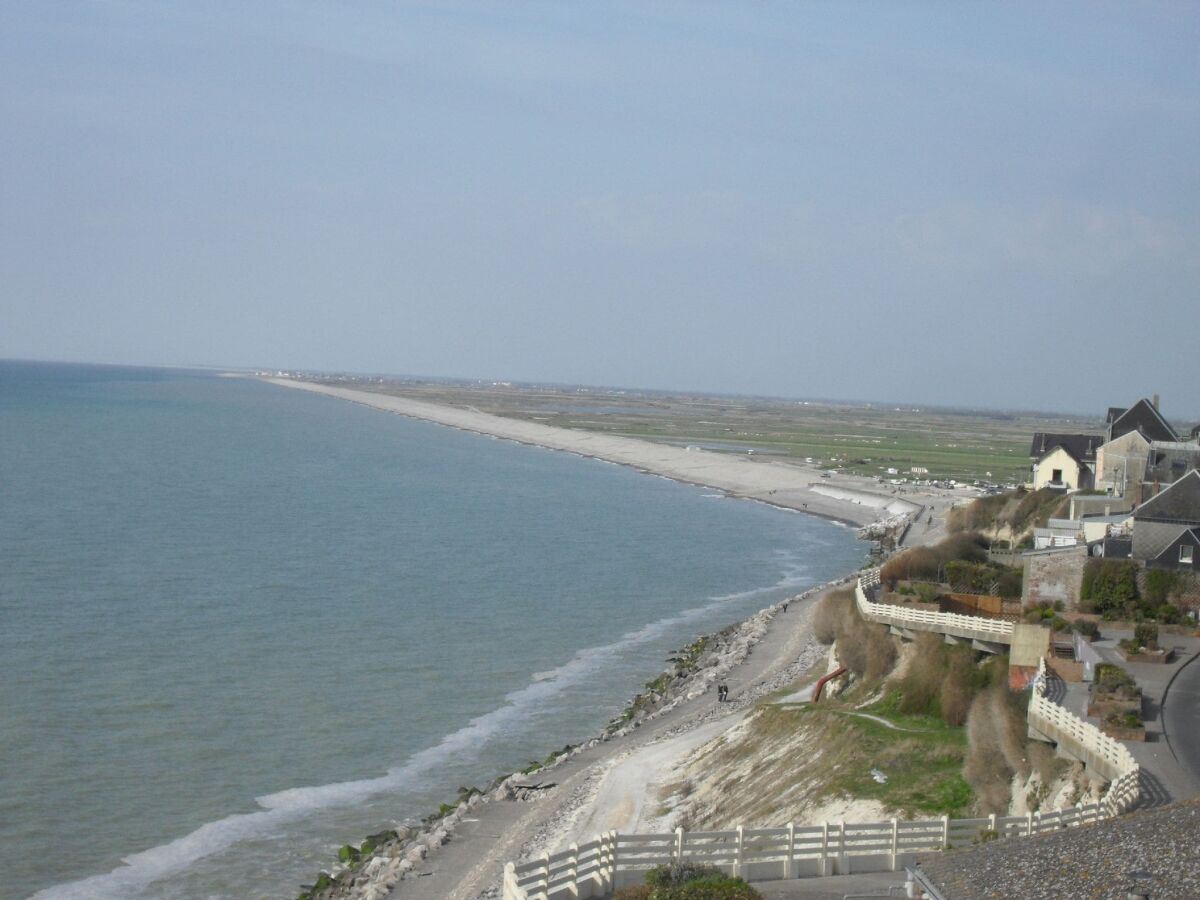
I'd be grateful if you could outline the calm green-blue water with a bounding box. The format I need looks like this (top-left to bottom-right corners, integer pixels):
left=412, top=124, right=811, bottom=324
left=0, top=361, right=863, bottom=899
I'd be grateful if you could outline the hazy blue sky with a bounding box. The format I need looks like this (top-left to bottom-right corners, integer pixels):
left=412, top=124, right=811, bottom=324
left=2, top=2, right=1197, bottom=414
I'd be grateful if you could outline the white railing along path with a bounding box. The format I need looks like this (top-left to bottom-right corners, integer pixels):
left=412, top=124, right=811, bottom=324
left=502, top=571, right=1140, bottom=899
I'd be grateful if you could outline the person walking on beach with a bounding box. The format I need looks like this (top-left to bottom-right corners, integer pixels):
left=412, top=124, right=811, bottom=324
left=717, top=683, right=728, bottom=702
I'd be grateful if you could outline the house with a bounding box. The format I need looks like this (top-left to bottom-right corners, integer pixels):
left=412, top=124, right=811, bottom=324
left=1094, top=397, right=1195, bottom=501
left=1029, top=432, right=1100, bottom=491
left=1143, top=441, right=1200, bottom=491
left=1131, top=470, right=1200, bottom=570
left=1094, top=430, right=1151, bottom=498
left=1104, top=396, right=1178, bottom=445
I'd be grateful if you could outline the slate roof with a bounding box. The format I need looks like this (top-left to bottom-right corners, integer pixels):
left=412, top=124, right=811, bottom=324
left=1108, top=397, right=1178, bottom=443
left=1029, top=432, right=1101, bottom=462
left=911, top=797, right=1200, bottom=899
left=1106, top=406, right=1128, bottom=424
left=1151, top=528, right=1200, bottom=565
left=1135, top=469, right=1200, bottom=523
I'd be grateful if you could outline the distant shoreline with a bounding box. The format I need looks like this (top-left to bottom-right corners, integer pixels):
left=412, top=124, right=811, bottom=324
left=259, top=377, right=924, bottom=531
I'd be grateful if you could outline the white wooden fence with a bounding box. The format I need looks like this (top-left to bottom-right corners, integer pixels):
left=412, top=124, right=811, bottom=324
left=855, top=569, right=1015, bottom=644
left=502, top=572, right=1140, bottom=899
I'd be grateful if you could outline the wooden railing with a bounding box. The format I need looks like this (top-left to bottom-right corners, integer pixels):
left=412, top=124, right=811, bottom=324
left=503, top=808, right=1111, bottom=899
left=502, top=574, right=1140, bottom=899
left=855, top=569, right=1015, bottom=643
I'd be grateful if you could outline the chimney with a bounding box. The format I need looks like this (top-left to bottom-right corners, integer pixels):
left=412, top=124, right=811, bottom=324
left=1153, top=393, right=1160, bottom=411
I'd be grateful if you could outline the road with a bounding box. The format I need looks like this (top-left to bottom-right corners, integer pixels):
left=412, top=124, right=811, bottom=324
left=1162, top=647, right=1200, bottom=791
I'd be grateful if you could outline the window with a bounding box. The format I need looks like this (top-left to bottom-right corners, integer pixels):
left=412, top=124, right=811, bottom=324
left=1182, top=545, right=1195, bottom=565
left=1052, top=468, right=1063, bottom=483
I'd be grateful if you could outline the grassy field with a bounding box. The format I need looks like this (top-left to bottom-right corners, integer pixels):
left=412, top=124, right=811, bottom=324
left=317, top=375, right=1103, bottom=485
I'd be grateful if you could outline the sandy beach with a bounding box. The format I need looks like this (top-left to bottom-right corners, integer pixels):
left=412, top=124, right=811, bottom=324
left=256, top=377, right=962, bottom=899
left=262, top=378, right=941, bottom=531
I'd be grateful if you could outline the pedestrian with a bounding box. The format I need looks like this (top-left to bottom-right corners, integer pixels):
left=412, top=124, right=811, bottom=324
left=782, top=601, right=789, bottom=613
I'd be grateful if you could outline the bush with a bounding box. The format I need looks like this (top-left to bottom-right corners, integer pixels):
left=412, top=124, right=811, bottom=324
left=1104, top=709, right=1143, bottom=729
left=812, top=590, right=849, bottom=645
left=645, top=864, right=726, bottom=887
left=1094, top=663, right=1139, bottom=697
left=1072, top=619, right=1100, bottom=640
left=1134, top=622, right=1159, bottom=650
left=1157, top=604, right=1183, bottom=625
left=629, top=865, right=763, bottom=899
left=880, top=533, right=990, bottom=589
left=1080, top=559, right=1140, bottom=613
left=1145, top=569, right=1183, bottom=604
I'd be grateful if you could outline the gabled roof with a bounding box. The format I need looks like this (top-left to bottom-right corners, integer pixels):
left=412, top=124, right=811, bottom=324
left=1151, top=528, right=1200, bottom=564
left=1109, top=398, right=1178, bottom=443
left=1135, top=469, right=1200, bottom=523
left=1030, top=432, right=1101, bottom=463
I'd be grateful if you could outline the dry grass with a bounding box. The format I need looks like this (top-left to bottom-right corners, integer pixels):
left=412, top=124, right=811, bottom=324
left=963, top=686, right=1033, bottom=814
left=811, top=588, right=852, bottom=645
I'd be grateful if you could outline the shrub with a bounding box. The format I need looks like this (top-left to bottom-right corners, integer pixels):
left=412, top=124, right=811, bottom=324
left=1080, top=559, right=1140, bottom=613
left=812, top=589, right=854, bottom=645
left=1134, top=622, right=1159, bottom=650
left=1072, top=619, right=1100, bottom=640
left=645, top=864, right=726, bottom=887
left=1157, top=603, right=1183, bottom=624
left=880, top=533, right=990, bottom=589
left=1145, top=569, right=1183, bottom=604
left=864, top=625, right=899, bottom=683
left=1104, top=709, right=1143, bottom=729
left=634, top=865, right=763, bottom=899
left=1094, top=663, right=1138, bottom=697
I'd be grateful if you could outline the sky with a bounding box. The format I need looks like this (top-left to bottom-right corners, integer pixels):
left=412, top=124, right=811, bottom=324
left=2, top=2, right=1197, bottom=415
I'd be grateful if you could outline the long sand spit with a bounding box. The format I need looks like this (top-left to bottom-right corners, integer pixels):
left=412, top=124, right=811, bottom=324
left=262, top=379, right=918, bottom=528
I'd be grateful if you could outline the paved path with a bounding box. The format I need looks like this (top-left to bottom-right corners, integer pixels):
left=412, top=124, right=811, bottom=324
left=754, top=872, right=909, bottom=898
left=1053, top=631, right=1200, bottom=806
left=1159, top=634, right=1200, bottom=797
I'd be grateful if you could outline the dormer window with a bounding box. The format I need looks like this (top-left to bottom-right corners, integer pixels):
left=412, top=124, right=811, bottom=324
left=1183, top=545, right=1195, bottom=565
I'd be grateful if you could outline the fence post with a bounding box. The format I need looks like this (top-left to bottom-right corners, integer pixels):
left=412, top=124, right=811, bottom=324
left=785, top=822, right=795, bottom=879
left=503, top=862, right=517, bottom=900
left=890, top=819, right=898, bottom=870
left=568, top=842, right=579, bottom=899
left=988, top=813, right=997, bottom=837
left=540, top=853, right=551, bottom=893
left=941, top=815, right=950, bottom=849
left=1026, top=811, right=1034, bottom=837
left=674, top=827, right=684, bottom=862
left=820, top=821, right=829, bottom=876
left=1034, top=810, right=1042, bottom=835
left=609, top=831, right=619, bottom=890
left=735, top=825, right=745, bottom=877
left=839, top=820, right=847, bottom=874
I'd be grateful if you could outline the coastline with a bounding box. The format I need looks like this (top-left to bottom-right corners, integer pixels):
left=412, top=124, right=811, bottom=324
left=259, top=378, right=926, bottom=531
left=249, top=376, right=956, bottom=899
left=302, top=577, right=856, bottom=900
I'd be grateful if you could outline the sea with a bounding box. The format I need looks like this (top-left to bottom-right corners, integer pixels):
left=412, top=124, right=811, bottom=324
left=0, top=361, right=864, bottom=899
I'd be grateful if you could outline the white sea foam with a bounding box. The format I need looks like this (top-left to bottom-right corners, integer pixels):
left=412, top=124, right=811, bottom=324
left=34, top=566, right=813, bottom=900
